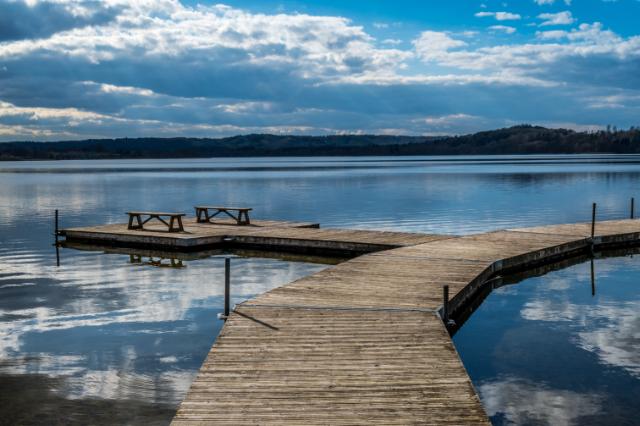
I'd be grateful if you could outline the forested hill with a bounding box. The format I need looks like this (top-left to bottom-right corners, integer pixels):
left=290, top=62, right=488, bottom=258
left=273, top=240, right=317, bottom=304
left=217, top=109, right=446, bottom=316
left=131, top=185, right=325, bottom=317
left=1, top=125, right=640, bottom=160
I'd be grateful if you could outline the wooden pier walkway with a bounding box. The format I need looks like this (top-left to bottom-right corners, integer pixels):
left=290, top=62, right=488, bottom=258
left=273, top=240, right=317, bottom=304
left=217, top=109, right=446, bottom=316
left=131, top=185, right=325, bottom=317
left=61, top=217, right=640, bottom=424
left=63, top=218, right=442, bottom=254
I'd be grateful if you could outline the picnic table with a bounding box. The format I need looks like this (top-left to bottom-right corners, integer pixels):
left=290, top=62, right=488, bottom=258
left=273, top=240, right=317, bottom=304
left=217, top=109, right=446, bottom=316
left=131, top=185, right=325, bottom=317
left=127, top=211, right=185, bottom=232
left=195, top=206, right=252, bottom=226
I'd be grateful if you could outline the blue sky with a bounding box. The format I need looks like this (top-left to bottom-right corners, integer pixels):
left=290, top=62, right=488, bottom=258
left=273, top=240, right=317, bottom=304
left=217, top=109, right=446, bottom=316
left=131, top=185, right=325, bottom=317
left=0, top=0, right=639, bottom=141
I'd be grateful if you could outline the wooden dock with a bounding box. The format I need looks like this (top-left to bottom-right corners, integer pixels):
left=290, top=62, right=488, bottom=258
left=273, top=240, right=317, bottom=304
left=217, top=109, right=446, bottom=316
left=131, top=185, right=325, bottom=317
left=61, top=217, right=640, bottom=424
left=62, top=218, right=442, bottom=255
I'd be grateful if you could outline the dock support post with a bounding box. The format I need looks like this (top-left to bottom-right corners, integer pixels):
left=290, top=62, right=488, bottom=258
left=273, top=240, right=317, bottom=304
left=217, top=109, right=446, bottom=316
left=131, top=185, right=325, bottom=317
left=225, top=258, right=230, bottom=318
left=590, top=258, right=596, bottom=297
left=217, top=258, right=231, bottom=321
left=591, top=202, right=597, bottom=239
left=54, top=209, right=60, bottom=267
left=442, top=285, right=449, bottom=324
left=631, top=198, right=635, bottom=219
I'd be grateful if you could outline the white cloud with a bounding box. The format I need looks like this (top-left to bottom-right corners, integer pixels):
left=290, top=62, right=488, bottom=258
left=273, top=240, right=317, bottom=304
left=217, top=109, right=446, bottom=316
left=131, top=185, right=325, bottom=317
left=489, top=25, right=517, bottom=34
left=0, top=100, right=107, bottom=121
left=412, top=23, right=640, bottom=72
left=0, top=1, right=637, bottom=139
left=534, top=0, right=572, bottom=5
left=536, top=29, right=569, bottom=40
left=98, top=83, right=155, bottom=97
left=522, top=298, right=640, bottom=377
left=381, top=38, right=403, bottom=46
left=479, top=378, right=602, bottom=426
left=475, top=11, right=522, bottom=21
left=412, top=31, right=467, bottom=61
left=0, top=1, right=410, bottom=78
left=538, top=11, right=576, bottom=26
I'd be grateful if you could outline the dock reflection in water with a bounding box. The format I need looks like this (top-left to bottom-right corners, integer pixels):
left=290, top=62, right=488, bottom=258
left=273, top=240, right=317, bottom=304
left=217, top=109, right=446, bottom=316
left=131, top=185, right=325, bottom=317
left=0, top=244, right=331, bottom=425
left=453, top=250, right=640, bottom=426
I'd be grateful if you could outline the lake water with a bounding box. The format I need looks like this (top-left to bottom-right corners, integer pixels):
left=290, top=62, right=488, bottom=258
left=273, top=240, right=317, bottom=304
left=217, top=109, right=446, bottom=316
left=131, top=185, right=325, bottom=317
left=2, top=155, right=640, bottom=424
left=454, top=253, right=640, bottom=426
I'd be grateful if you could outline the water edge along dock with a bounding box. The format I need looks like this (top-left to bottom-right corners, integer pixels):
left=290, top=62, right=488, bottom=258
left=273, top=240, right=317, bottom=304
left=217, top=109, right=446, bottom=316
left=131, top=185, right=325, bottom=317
left=60, top=217, right=640, bottom=425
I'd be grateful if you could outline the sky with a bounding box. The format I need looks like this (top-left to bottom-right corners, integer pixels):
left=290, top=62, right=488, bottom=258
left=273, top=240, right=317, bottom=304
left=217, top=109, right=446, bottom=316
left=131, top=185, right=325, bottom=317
left=0, top=0, right=639, bottom=141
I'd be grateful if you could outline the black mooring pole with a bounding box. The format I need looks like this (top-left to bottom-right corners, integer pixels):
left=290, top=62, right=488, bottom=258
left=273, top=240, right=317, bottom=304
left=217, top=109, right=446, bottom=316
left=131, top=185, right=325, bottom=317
left=591, top=203, right=597, bottom=239
left=442, top=285, right=449, bottom=324
left=631, top=197, right=635, bottom=219
left=590, top=258, right=596, bottom=297
left=54, top=209, right=60, bottom=267
left=224, top=257, right=231, bottom=319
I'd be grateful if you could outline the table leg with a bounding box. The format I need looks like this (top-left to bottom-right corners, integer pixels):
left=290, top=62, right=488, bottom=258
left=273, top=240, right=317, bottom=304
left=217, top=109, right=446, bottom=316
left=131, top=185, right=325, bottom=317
left=238, top=210, right=250, bottom=225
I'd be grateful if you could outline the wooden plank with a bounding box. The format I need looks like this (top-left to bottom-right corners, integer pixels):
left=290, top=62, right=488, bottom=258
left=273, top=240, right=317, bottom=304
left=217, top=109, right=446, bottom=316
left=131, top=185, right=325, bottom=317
left=63, top=220, right=451, bottom=252
left=172, top=307, right=488, bottom=426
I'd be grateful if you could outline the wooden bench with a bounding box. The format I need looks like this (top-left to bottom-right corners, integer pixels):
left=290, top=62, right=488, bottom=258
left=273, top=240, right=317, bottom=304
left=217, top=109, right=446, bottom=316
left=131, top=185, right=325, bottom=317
left=195, top=206, right=252, bottom=226
left=126, top=211, right=185, bottom=232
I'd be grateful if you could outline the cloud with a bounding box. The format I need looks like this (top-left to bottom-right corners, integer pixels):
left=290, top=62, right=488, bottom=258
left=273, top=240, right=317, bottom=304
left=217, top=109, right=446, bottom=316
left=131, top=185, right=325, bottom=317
left=0, top=1, right=638, bottom=140
left=534, top=0, right=573, bottom=5
left=538, top=11, right=576, bottom=26
left=381, top=38, right=403, bottom=46
left=0, top=0, right=121, bottom=42
left=489, top=25, right=517, bottom=34
left=413, top=31, right=467, bottom=61
left=475, top=11, right=522, bottom=21
left=478, top=377, right=602, bottom=426
left=411, top=24, right=640, bottom=81
left=521, top=298, right=640, bottom=378
left=0, top=1, right=410, bottom=79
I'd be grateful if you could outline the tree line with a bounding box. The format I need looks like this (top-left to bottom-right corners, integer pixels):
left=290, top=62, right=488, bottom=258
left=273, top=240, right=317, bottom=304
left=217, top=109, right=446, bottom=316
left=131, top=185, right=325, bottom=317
left=1, top=125, right=640, bottom=160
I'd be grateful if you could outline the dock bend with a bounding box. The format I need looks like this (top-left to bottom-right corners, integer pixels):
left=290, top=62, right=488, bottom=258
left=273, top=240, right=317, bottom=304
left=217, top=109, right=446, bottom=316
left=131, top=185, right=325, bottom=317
left=62, top=218, right=640, bottom=424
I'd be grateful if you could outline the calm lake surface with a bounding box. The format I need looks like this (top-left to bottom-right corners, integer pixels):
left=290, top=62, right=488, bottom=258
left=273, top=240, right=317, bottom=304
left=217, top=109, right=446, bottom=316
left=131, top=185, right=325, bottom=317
left=2, top=155, right=640, bottom=424
left=454, top=254, right=640, bottom=426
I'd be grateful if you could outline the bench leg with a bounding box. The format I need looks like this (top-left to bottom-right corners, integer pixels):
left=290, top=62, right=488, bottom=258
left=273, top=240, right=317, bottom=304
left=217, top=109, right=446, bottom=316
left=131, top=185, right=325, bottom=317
left=196, top=208, right=206, bottom=223
left=168, top=216, right=177, bottom=232
left=238, top=211, right=250, bottom=225
left=128, top=214, right=143, bottom=230
left=167, top=216, right=184, bottom=233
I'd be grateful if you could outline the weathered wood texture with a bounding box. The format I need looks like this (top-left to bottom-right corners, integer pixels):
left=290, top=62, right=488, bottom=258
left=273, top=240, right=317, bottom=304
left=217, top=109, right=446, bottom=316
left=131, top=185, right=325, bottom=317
left=173, top=307, right=487, bottom=425
left=246, top=230, right=585, bottom=310
left=63, top=218, right=448, bottom=251
left=173, top=219, right=640, bottom=425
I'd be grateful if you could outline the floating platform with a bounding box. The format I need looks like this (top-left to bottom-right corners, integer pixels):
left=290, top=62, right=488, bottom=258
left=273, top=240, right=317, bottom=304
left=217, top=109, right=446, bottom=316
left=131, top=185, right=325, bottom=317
left=62, top=218, right=446, bottom=255
left=62, top=217, right=640, bottom=425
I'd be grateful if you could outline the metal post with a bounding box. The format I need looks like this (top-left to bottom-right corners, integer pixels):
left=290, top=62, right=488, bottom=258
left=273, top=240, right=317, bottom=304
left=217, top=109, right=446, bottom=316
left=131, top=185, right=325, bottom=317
left=631, top=197, right=635, bottom=219
left=54, top=209, right=60, bottom=267
left=224, top=257, right=231, bottom=318
left=442, top=285, right=449, bottom=324
left=591, top=203, right=596, bottom=239
left=590, top=258, right=596, bottom=297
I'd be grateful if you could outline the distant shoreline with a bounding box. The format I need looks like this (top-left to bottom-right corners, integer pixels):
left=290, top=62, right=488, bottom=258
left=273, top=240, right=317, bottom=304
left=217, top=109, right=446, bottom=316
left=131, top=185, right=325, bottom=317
left=1, top=125, right=639, bottom=161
